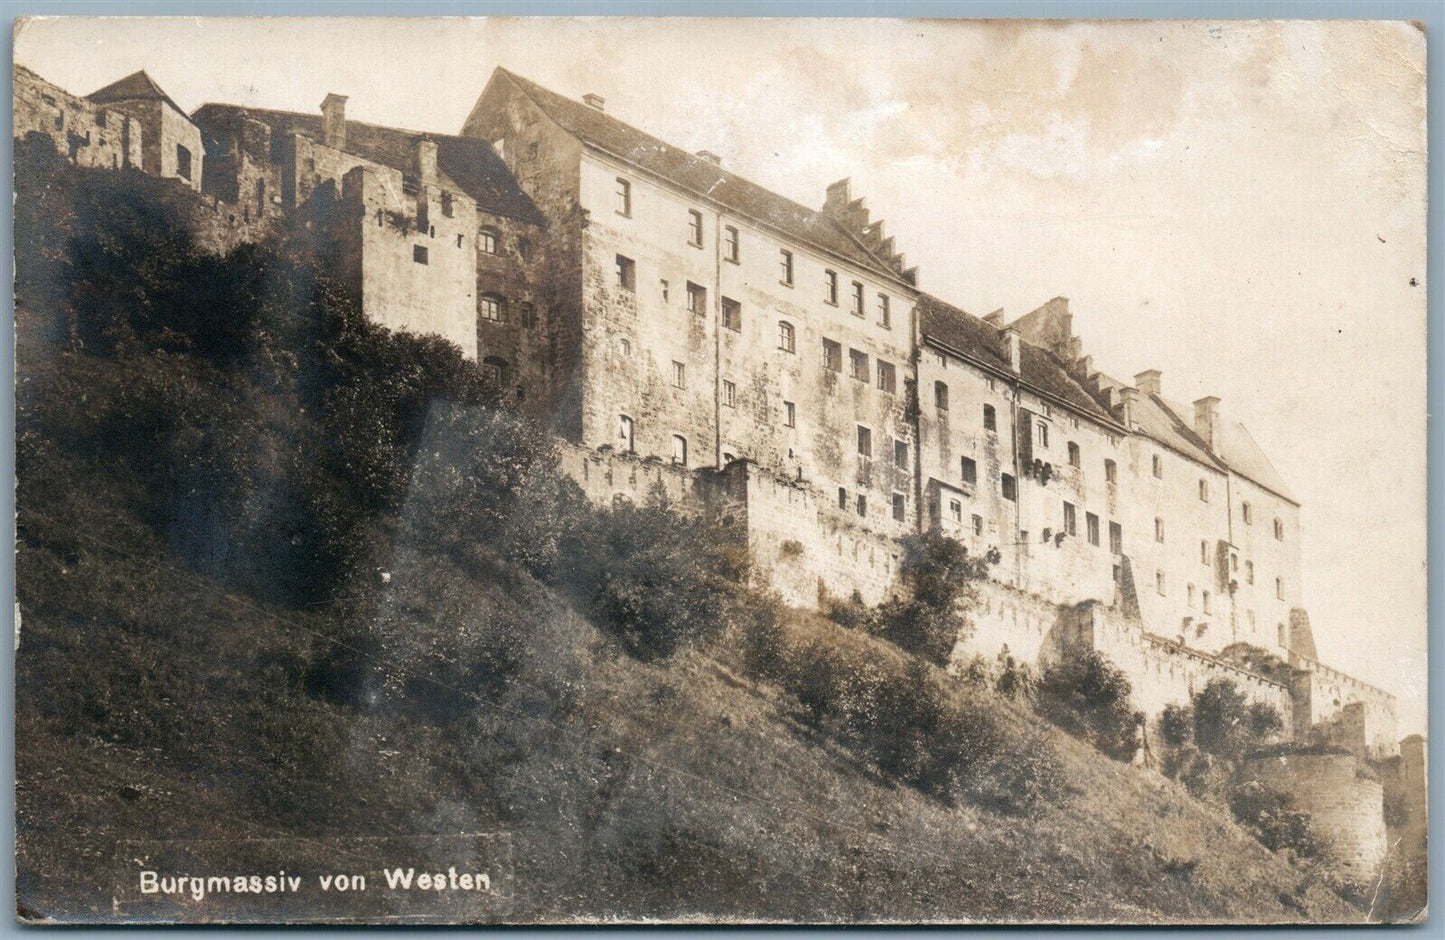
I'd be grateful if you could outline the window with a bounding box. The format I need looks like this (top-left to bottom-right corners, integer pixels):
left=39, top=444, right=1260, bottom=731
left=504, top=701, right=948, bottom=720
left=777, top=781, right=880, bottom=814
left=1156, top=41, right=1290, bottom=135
left=876, top=360, right=896, bottom=394
left=1152, top=454, right=1163, bottom=478
left=1278, top=623, right=1287, bottom=647
left=1242, top=502, right=1253, bottom=525
left=824, top=269, right=839, bottom=305
left=1063, top=502, right=1077, bottom=537
left=615, top=177, right=632, bottom=216
left=1067, top=441, right=1080, bottom=467
left=687, top=209, right=704, bottom=246
left=894, top=439, right=909, bottom=468
left=934, top=381, right=950, bottom=411
left=1188, top=584, right=1196, bottom=607
left=377, top=209, right=384, bottom=227
left=892, top=493, right=906, bottom=522
left=857, top=425, right=872, bottom=458
left=1198, top=478, right=1209, bottom=502
left=1276, top=577, right=1285, bottom=600
left=1037, top=422, right=1050, bottom=448
left=839, top=488, right=849, bottom=510
left=723, top=379, right=736, bottom=408
left=615, top=255, right=636, bottom=290
left=724, top=225, right=739, bottom=262
left=672, top=361, right=686, bottom=389
left=973, top=514, right=984, bottom=537
left=618, top=337, right=632, bottom=357
left=780, top=249, right=794, bottom=286
left=672, top=435, right=688, bottom=466
left=518, top=238, right=531, bottom=261
left=850, top=281, right=865, bottom=317
left=480, top=294, right=504, bottom=322
left=1087, top=512, right=1100, bottom=546
left=441, top=191, right=454, bottom=218
left=1001, top=473, right=1017, bottom=501
left=661, top=280, right=670, bottom=302
left=482, top=356, right=507, bottom=385
left=479, top=227, right=500, bottom=254
left=1156, top=570, right=1166, bottom=595
left=784, top=401, right=796, bottom=428
left=1274, top=518, right=1285, bottom=541
left=416, top=194, right=429, bottom=231
left=877, top=294, right=891, bottom=328
left=722, top=297, right=742, bottom=332
left=961, top=457, right=977, bottom=485
left=1203, top=590, right=1212, bottom=615
left=1201, top=540, right=1210, bottom=564
left=413, top=244, right=429, bottom=265
left=856, top=494, right=867, bottom=517
left=520, top=303, right=537, bottom=329
left=175, top=144, right=192, bottom=180
left=1246, top=560, right=1255, bottom=584
left=686, top=281, right=706, bottom=314
left=950, top=500, right=963, bottom=523
left=983, top=404, right=997, bottom=431
left=1105, top=459, right=1117, bottom=484
left=822, top=338, right=842, bottom=372
left=778, top=320, right=796, bottom=353
left=1109, top=521, right=1123, bottom=554
left=456, top=233, right=465, bottom=248
left=849, top=348, right=869, bottom=382
left=1154, top=517, right=1165, bottom=542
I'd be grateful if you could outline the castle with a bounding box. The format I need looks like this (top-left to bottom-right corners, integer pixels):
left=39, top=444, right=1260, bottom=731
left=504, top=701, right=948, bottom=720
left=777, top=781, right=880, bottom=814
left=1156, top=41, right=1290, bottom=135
left=14, top=63, right=1424, bottom=885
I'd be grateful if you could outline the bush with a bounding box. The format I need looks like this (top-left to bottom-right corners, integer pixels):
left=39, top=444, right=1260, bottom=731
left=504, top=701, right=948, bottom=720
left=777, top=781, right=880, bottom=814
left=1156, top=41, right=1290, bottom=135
left=551, top=486, right=754, bottom=661
left=1228, top=781, right=1332, bottom=863
left=1034, top=651, right=1143, bottom=762
left=867, top=533, right=994, bottom=666
left=1191, top=678, right=1283, bottom=760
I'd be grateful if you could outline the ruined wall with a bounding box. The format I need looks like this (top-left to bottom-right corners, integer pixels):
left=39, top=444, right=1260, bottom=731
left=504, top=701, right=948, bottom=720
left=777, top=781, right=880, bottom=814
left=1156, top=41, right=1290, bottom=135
left=1238, top=752, right=1387, bottom=887
left=338, top=164, right=478, bottom=359
left=14, top=65, right=142, bottom=173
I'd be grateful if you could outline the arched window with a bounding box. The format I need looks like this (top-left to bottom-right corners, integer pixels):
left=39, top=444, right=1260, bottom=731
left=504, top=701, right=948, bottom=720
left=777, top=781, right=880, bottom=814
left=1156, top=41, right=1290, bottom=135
left=777, top=320, right=795, bottom=353
left=479, top=227, right=500, bottom=254
left=934, top=381, right=949, bottom=411
left=480, top=293, right=505, bottom=322
left=618, top=415, right=634, bottom=452
left=672, top=435, right=688, bottom=467
left=983, top=403, right=996, bottom=431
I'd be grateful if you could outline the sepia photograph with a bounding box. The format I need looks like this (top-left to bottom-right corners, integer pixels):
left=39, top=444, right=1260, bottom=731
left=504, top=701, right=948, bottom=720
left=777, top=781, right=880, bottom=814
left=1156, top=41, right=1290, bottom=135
left=10, top=14, right=1430, bottom=924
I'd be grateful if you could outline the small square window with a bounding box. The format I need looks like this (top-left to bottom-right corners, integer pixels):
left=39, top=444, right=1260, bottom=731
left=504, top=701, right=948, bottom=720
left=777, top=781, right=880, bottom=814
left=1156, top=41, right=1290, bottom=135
left=778, top=320, right=796, bottom=353
left=972, top=514, right=984, bottom=537
left=876, top=360, right=896, bottom=394
left=687, top=282, right=707, bottom=314
left=877, top=294, right=891, bottom=328
left=824, top=270, right=839, bottom=305
left=688, top=209, right=704, bottom=247
left=935, top=382, right=950, bottom=410
left=950, top=500, right=963, bottom=523
left=850, top=281, right=865, bottom=317
left=857, top=425, right=872, bottom=458
left=849, top=348, right=869, bottom=382
left=1001, top=473, right=1017, bottom=501
left=615, top=177, right=632, bottom=217
left=413, top=244, right=429, bottom=265
left=724, top=225, right=740, bottom=263
left=984, top=404, right=997, bottom=431
left=961, top=457, right=977, bottom=485
left=722, top=297, right=742, bottom=332
left=480, top=229, right=499, bottom=254
left=822, top=339, right=842, bottom=372
left=1105, top=459, right=1117, bottom=484
left=894, top=439, right=908, bottom=468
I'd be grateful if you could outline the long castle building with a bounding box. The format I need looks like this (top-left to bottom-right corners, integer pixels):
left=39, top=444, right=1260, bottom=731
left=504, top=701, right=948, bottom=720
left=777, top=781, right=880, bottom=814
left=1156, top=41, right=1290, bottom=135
left=13, top=63, right=1406, bottom=770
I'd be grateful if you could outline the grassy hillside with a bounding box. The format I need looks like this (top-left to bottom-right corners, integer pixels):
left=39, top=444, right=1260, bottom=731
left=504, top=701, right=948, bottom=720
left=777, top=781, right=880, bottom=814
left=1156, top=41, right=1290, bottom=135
left=14, top=147, right=1364, bottom=924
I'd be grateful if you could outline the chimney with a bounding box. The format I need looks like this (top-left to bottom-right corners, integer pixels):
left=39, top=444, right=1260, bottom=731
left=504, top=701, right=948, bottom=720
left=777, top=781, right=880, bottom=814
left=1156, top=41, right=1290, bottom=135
left=320, top=92, right=348, bottom=151
left=696, top=149, right=721, bottom=165
left=1003, top=329, right=1022, bottom=374
left=1119, top=386, right=1139, bottom=429
left=981, top=309, right=1005, bottom=328
left=1193, top=396, right=1221, bottom=450
left=413, top=137, right=438, bottom=186
left=1134, top=369, right=1162, bottom=397
left=582, top=93, right=605, bottom=111
left=823, top=178, right=851, bottom=214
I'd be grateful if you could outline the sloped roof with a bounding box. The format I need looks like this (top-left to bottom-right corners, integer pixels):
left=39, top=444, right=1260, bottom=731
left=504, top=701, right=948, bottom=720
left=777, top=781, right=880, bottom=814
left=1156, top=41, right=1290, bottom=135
left=917, top=294, right=1116, bottom=425
left=1213, top=416, right=1297, bottom=503
left=88, top=70, right=186, bottom=117
left=493, top=68, right=904, bottom=285
left=190, top=104, right=546, bottom=227
left=1136, top=395, right=1226, bottom=470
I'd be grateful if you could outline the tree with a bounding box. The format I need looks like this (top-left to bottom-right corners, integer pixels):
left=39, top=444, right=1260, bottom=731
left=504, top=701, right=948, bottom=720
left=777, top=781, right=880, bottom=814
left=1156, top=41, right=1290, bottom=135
left=1034, top=651, right=1143, bottom=762
left=1191, top=678, right=1284, bottom=759
left=867, top=533, right=995, bottom=666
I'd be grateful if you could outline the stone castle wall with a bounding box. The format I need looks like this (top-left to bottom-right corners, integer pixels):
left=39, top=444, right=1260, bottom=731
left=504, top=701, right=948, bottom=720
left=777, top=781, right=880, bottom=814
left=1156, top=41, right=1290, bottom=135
left=1238, top=752, right=1387, bottom=887
left=14, top=65, right=143, bottom=173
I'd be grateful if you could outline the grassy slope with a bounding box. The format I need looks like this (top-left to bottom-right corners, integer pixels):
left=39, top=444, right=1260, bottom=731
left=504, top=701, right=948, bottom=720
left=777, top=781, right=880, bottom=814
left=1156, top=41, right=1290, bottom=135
left=15, top=439, right=1361, bottom=925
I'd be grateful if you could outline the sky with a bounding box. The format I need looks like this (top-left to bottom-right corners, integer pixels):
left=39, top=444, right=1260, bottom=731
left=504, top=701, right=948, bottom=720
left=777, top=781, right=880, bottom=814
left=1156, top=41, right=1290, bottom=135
left=13, top=17, right=1429, bottom=735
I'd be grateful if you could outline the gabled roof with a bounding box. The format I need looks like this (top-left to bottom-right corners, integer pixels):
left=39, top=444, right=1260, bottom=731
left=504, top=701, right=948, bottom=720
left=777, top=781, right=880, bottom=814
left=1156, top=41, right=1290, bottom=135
left=492, top=68, right=906, bottom=286
left=1135, top=394, right=1226, bottom=471
left=88, top=70, right=186, bottom=117
left=190, top=104, right=546, bottom=227
left=1129, top=393, right=1296, bottom=502
left=917, top=294, right=1117, bottom=425
left=1210, top=413, right=1297, bottom=503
